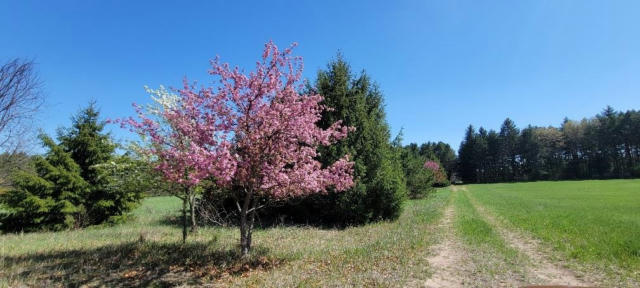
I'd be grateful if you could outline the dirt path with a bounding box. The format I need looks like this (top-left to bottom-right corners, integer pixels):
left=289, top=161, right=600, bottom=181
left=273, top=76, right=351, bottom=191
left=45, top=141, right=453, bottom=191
left=465, top=190, right=591, bottom=287
left=424, top=186, right=527, bottom=288
left=423, top=190, right=471, bottom=288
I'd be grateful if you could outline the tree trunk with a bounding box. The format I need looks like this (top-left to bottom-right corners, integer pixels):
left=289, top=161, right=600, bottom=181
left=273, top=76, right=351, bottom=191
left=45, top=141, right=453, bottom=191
left=247, top=198, right=258, bottom=252
left=189, top=194, right=197, bottom=233
left=182, top=196, right=187, bottom=244
left=239, top=190, right=253, bottom=257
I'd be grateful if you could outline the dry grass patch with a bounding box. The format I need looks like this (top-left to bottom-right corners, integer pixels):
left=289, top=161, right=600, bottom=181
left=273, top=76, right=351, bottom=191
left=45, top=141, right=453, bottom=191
left=1, top=191, right=450, bottom=287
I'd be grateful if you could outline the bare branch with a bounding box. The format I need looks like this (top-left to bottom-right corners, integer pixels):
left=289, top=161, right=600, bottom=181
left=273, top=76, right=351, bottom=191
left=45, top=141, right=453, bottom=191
left=246, top=204, right=265, bottom=214
left=0, top=58, right=43, bottom=153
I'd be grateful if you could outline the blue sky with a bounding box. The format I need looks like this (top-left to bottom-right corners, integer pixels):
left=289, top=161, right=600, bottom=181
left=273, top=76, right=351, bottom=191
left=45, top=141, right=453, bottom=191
left=2, top=0, right=639, bottom=151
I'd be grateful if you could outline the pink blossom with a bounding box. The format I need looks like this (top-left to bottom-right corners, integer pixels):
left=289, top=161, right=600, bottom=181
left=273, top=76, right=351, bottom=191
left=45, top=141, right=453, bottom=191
left=115, top=40, right=355, bottom=198
left=424, top=160, right=440, bottom=172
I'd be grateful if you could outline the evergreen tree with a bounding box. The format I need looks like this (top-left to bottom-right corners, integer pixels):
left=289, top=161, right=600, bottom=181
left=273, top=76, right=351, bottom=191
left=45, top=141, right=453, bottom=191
left=397, top=135, right=435, bottom=198
left=1, top=103, right=145, bottom=231
left=519, top=126, right=541, bottom=180
left=313, top=56, right=406, bottom=224
left=265, top=55, right=406, bottom=225
left=58, top=103, right=119, bottom=223
left=474, top=127, right=489, bottom=182
left=456, top=107, right=640, bottom=182
left=457, top=125, right=477, bottom=182
left=498, top=118, right=520, bottom=181
left=58, top=102, right=115, bottom=186
left=0, top=135, right=89, bottom=231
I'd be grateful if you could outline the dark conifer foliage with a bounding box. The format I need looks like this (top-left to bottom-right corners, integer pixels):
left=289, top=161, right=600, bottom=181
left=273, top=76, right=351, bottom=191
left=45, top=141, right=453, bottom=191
left=457, top=107, right=640, bottom=183
left=258, top=55, right=407, bottom=225
left=1, top=103, right=146, bottom=231
left=0, top=135, right=89, bottom=231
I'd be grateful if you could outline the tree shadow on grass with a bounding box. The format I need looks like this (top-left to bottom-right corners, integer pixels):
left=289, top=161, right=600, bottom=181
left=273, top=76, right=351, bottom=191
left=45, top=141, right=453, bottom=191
left=2, top=240, right=281, bottom=287
left=158, top=213, right=354, bottom=232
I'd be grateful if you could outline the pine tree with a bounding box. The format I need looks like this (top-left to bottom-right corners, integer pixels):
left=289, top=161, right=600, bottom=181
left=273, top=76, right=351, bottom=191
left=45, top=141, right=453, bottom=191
left=1, top=103, right=145, bottom=232
left=474, top=127, right=489, bottom=182
left=0, top=135, right=89, bottom=231
left=457, top=125, right=477, bottom=182
left=498, top=118, right=520, bottom=181
left=58, top=103, right=119, bottom=223
left=264, top=55, right=406, bottom=225
left=58, top=102, right=115, bottom=186
left=313, top=55, right=406, bottom=224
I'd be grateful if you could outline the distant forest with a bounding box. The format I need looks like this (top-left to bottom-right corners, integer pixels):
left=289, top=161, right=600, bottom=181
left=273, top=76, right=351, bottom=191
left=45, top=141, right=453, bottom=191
left=456, top=106, right=640, bottom=183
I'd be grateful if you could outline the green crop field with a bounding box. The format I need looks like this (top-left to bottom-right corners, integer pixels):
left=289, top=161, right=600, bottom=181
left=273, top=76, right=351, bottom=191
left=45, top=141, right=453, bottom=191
left=466, top=180, right=640, bottom=285
left=1, top=180, right=639, bottom=287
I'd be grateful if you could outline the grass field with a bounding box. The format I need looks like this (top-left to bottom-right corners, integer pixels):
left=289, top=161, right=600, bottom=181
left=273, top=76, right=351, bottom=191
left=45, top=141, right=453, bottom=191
left=467, top=180, right=640, bottom=284
left=0, top=191, right=449, bottom=287
left=1, top=179, right=639, bottom=287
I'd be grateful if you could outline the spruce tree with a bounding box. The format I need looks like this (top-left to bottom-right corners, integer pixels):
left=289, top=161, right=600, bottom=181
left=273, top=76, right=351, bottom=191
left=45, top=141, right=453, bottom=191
left=1, top=103, right=145, bottom=231
left=58, top=102, right=115, bottom=186
left=498, top=118, right=520, bottom=181
left=58, top=103, right=118, bottom=223
left=0, top=135, right=89, bottom=231
left=457, top=125, right=477, bottom=182
left=58, top=103, right=145, bottom=224
left=312, top=56, right=406, bottom=224
left=264, top=55, right=406, bottom=225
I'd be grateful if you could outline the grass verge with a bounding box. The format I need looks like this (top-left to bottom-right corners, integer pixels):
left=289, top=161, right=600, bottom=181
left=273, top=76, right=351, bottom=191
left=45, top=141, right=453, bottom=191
left=1, top=191, right=450, bottom=287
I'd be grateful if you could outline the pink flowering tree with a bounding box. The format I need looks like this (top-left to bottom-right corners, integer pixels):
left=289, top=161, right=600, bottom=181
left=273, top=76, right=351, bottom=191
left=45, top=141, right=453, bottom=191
left=113, top=84, right=234, bottom=243
left=424, top=160, right=447, bottom=185
left=119, top=41, right=354, bottom=255
left=423, top=160, right=440, bottom=172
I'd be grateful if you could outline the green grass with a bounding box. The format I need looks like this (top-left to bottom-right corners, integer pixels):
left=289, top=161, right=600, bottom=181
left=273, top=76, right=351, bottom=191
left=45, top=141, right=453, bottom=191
left=0, top=191, right=450, bottom=287
left=455, top=190, right=508, bottom=249
left=453, top=188, right=528, bottom=283
left=467, top=179, right=640, bottom=281
left=4, top=180, right=637, bottom=286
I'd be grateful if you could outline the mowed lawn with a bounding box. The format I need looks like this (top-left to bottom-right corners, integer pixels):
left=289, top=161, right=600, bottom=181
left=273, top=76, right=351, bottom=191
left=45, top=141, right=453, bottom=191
left=467, top=179, right=640, bottom=281
left=0, top=191, right=449, bottom=287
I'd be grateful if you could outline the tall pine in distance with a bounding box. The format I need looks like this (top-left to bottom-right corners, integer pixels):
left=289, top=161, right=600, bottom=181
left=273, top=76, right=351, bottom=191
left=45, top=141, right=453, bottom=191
left=457, top=125, right=477, bottom=183
left=498, top=118, right=520, bottom=181
left=456, top=107, right=640, bottom=183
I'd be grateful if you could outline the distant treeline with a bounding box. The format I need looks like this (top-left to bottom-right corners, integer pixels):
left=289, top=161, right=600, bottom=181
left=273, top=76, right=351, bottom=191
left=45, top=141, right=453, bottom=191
left=457, top=107, right=640, bottom=183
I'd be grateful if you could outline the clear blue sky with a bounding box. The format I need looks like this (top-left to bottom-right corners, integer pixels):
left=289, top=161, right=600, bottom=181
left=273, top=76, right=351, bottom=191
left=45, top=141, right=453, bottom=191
left=2, top=0, right=639, bottom=151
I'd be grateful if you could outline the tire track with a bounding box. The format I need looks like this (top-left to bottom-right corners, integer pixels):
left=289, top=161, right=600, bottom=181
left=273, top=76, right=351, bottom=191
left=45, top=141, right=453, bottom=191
left=423, top=194, right=470, bottom=287
left=422, top=186, right=500, bottom=288
left=465, top=190, right=591, bottom=287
